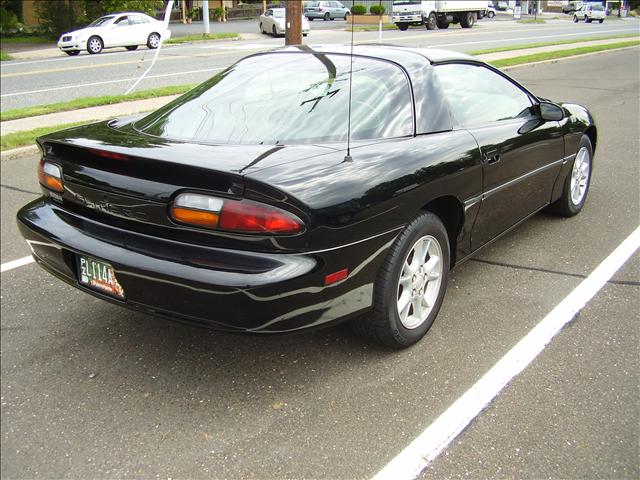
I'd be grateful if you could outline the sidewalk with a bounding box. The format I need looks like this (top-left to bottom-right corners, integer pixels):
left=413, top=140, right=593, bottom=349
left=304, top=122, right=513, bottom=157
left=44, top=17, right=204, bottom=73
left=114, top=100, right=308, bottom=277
left=1, top=37, right=637, bottom=138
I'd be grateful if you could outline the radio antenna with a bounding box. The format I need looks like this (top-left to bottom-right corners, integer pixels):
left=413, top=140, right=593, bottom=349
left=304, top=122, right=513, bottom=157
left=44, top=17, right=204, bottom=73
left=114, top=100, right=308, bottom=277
left=344, top=16, right=355, bottom=162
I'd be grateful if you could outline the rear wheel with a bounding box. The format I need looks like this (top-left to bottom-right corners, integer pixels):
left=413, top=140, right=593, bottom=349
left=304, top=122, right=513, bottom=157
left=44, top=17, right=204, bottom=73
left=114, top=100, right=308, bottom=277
left=460, top=12, right=475, bottom=28
left=65, top=50, right=80, bottom=56
left=87, top=36, right=103, bottom=54
left=324, top=12, right=330, bottom=21
left=351, top=212, right=450, bottom=349
left=397, top=23, right=409, bottom=31
left=488, top=11, right=495, bottom=18
left=147, top=32, right=161, bottom=49
left=344, top=12, right=349, bottom=21
left=426, top=12, right=437, bottom=30
left=125, top=45, right=138, bottom=51
left=307, top=16, right=314, bottom=21
left=598, top=18, right=604, bottom=23
left=573, top=14, right=579, bottom=22
left=437, top=18, right=450, bottom=28
left=272, top=25, right=277, bottom=36
left=585, top=15, right=591, bottom=22
left=549, top=135, right=593, bottom=217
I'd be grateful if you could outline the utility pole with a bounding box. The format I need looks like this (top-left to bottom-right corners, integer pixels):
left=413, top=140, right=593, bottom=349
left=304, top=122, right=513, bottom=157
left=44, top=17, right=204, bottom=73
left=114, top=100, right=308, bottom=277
left=285, top=0, right=302, bottom=45
left=203, top=0, right=210, bottom=34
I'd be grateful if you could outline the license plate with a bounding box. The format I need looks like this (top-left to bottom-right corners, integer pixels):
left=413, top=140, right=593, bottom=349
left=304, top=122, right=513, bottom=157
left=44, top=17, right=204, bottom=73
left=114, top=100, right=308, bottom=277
left=77, top=255, right=125, bottom=300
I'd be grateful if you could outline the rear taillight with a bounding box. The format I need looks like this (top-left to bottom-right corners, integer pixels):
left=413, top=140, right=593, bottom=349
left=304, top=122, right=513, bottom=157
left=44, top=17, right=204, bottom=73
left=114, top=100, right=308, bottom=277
left=38, top=160, right=64, bottom=193
left=170, top=193, right=303, bottom=234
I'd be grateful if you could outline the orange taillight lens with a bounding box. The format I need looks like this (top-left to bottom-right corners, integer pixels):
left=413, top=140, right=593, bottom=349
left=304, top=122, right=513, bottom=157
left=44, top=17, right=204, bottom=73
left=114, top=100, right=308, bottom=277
left=38, top=161, right=64, bottom=193
left=170, top=207, right=220, bottom=228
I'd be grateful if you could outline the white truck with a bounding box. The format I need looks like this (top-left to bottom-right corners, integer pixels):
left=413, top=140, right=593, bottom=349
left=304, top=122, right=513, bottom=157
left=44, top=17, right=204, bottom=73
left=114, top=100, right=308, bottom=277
left=392, top=0, right=488, bottom=30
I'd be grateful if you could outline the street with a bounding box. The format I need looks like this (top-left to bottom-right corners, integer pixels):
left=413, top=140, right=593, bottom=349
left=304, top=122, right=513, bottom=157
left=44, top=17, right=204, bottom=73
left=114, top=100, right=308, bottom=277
left=1, top=18, right=639, bottom=110
left=1, top=48, right=638, bottom=479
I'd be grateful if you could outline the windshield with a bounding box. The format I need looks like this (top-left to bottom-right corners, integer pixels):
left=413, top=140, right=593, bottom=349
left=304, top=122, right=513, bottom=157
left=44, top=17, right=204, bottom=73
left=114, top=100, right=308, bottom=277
left=87, top=16, right=115, bottom=27
left=135, top=52, right=413, bottom=145
left=273, top=9, right=285, bottom=18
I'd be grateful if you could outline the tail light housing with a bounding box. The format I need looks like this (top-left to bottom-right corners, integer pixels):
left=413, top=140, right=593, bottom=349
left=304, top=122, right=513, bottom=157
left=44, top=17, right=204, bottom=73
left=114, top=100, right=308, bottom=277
left=170, top=193, right=303, bottom=235
left=38, top=160, right=64, bottom=193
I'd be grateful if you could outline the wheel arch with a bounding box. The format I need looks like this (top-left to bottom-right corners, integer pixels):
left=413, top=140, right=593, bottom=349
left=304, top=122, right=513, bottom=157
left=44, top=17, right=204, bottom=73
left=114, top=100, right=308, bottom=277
left=420, top=195, right=464, bottom=268
left=584, top=125, right=597, bottom=155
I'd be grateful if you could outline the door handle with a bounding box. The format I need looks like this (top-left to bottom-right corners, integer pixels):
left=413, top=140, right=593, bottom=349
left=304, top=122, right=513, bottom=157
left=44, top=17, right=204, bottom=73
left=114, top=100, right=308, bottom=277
left=483, top=149, right=501, bottom=165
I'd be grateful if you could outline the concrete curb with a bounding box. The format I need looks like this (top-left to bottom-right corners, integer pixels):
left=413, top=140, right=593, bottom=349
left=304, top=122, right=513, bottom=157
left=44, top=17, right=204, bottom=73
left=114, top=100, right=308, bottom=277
left=0, top=145, right=39, bottom=161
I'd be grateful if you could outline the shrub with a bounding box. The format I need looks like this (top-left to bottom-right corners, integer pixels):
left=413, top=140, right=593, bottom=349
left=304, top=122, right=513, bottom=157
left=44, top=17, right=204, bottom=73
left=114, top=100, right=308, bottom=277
left=369, top=4, right=386, bottom=15
left=212, top=6, right=225, bottom=18
left=0, top=6, right=20, bottom=33
left=351, top=4, right=366, bottom=15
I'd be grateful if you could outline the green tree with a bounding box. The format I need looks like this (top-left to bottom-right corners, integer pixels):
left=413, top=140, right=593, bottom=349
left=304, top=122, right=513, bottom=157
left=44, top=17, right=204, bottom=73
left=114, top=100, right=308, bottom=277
left=83, top=0, right=163, bottom=19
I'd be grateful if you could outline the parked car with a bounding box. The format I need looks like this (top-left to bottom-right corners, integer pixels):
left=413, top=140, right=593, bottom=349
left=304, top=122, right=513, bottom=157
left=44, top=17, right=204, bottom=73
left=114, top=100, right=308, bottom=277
left=574, top=3, right=605, bottom=22
left=482, top=3, right=497, bottom=18
left=260, top=8, right=310, bottom=36
left=57, top=12, right=171, bottom=56
left=18, top=45, right=597, bottom=349
left=304, top=1, right=351, bottom=21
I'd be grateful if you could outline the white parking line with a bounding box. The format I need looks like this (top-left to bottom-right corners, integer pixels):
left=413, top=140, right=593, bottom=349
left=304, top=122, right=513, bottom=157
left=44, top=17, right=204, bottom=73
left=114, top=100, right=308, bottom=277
left=372, top=225, right=640, bottom=480
left=1, top=255, right=34, bottom=273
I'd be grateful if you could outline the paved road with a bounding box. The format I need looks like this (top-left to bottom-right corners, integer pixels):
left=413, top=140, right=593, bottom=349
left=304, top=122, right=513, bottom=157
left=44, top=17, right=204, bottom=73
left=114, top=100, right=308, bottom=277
left=1, top=18, right=638, bottom=111
left=1, top=50, right=638, bottom=479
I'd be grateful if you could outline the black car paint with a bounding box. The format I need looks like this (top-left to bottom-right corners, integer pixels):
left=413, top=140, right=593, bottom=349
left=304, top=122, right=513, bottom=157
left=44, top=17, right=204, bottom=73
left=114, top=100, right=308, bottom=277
left=16, top=45, right=597, bottom=334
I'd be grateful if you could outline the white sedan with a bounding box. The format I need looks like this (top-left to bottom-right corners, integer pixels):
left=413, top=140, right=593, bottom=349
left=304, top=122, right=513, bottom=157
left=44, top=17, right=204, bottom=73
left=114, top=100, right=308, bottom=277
left=259, top=8, right=310, bottom=37
left=57, top=12, right=171, bottom=56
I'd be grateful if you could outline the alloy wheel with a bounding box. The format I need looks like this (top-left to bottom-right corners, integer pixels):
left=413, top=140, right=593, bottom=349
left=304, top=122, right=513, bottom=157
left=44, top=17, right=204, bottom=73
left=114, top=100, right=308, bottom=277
left=570, top=146, right=590, bottom=205
left=396, top=235, right=443, bottom=329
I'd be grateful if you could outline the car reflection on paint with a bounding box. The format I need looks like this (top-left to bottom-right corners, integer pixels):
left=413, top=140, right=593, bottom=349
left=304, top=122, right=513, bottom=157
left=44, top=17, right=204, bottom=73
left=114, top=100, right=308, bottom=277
left=17, top=45, right=597, bottom=349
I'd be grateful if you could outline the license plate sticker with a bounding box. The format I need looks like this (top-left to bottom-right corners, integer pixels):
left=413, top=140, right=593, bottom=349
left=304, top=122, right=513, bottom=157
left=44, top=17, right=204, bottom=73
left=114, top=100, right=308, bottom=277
left=77, top=255, right=125, bottom=300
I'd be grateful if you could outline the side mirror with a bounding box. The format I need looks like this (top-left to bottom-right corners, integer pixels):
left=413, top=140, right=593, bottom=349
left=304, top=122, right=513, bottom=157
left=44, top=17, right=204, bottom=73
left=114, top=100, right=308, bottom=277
left=539, top=101, right=564, bottom=121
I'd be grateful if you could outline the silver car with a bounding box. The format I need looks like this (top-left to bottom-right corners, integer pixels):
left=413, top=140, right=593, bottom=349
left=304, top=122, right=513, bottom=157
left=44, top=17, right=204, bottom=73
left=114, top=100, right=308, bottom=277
left=304, top=1, right=351, bottom=21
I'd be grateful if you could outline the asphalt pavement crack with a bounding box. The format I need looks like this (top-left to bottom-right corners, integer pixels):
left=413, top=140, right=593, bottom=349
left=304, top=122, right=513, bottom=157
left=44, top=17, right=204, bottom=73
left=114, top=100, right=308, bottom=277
left=0, top=184, right=40, bottom=196
left=470, top=258, right=639, bottom=287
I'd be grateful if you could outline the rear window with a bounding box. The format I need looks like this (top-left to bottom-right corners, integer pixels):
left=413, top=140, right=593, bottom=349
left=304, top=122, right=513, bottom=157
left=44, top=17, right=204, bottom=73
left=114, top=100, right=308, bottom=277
left=135, top=52, right=413, bottom=145
left=592, top=4, right=604, bottom=10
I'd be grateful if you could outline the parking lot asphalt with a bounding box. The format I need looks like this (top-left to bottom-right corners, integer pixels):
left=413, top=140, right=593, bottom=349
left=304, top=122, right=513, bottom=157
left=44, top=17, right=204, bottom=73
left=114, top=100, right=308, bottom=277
left=1, top=50, right=638, bottom=479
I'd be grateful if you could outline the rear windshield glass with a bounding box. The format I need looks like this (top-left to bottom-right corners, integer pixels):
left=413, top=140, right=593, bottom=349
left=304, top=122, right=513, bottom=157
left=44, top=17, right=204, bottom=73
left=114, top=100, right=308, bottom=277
left=591, top=4, right=604, bottom=10
left=134, top=52, right=413, bottom=145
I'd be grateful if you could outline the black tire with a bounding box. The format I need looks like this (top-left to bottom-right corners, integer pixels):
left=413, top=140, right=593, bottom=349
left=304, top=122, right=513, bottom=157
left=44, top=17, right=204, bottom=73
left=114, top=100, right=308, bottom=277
left=351, top=212, right=450, bottom=349
left=272, top=25, right=277, bottom=36
left=460, top=12, right=475, bottom=28
left=147, top=32, right=161, bottom=49
left=488, top=11, right=495, bottom=18
left=598, top=18, right=604, bottom=23
left=397, top=23, right=409, bottom=31
left=344, top=13, right=349, bottom=21
left=585, top=15, right=591, bottom=22
left=324, top=12, right=330, bottom=21
left=549, top=135, right=593, bottom=217
left=573, top=15, right=579, bottom=22
left=303, top=33, right=308, bottom=37
left=125, top=45, right=138, bottom=51
left=87, top=36, right=103, bottom=54
left=307, top=17, right=314, bottom=21
left=65, top=50, right=80, bottom=56
left=437, top=19, right=450, bottom=28
left=426, top=12, right=437, bottom=30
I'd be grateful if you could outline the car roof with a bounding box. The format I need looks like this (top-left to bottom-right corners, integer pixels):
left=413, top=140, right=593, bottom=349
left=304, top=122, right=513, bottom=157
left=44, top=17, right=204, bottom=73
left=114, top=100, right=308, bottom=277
left=273, top=44, right=477, bottom=65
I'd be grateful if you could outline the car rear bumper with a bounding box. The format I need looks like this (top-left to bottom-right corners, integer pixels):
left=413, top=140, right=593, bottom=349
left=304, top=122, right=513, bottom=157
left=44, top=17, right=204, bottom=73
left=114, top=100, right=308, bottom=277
left=18, top=198, right=397, bottom=333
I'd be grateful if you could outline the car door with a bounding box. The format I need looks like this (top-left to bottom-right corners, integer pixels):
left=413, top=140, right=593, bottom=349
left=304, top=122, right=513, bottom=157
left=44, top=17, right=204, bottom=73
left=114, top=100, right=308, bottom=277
left=129, top=15, right=150, bottom=45
left=109, top=15, right=134, bottom=47
left=434, top=63, right=565, bottom=250
left=263, top=9, right=273, bottom=30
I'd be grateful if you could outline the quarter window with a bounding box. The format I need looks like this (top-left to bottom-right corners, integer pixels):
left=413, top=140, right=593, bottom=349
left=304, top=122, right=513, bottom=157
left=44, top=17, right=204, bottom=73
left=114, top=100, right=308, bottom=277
left=435, top=64, right=534, bottom=127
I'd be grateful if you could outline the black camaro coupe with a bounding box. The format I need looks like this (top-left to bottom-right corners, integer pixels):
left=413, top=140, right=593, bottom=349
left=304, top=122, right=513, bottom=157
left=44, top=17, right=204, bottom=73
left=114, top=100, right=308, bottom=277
left=17, top=45, right=596, bottom=348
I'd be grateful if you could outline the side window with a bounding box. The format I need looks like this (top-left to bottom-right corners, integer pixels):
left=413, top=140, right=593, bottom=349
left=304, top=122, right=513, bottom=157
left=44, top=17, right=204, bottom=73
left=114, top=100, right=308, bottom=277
left=114, top=16, right=129, bottom=26
left=434, top=63, right=533, bottom=127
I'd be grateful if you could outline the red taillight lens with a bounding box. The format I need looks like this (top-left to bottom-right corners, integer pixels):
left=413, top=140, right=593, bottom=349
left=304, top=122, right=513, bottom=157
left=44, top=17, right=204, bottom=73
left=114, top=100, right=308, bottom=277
left=38, top=160, right=64, bottom=192
left=219, top=200, right=301, bottom=234
left=170, top=193, right=302, bottom=235
left=90, top=149, right=129, bottom=161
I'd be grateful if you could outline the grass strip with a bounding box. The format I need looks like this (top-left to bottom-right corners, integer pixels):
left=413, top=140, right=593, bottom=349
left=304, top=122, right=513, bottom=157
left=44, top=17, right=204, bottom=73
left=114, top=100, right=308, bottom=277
left=0, top=35, right=52, bottom=44
left=467, top=33, right=639, bottom=55
left=165, top=33, right=239, bottom=44
left=346, top=24, right=398, bottom=31
left=1, top=122, right=90, bottom=151
left=0, top=50, right=13, bottom=61
left=517, top=18, right=546, bottom=23
left=489, top=40, right=640, bottom=68
left=0, top=84, right=194, bottom=122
